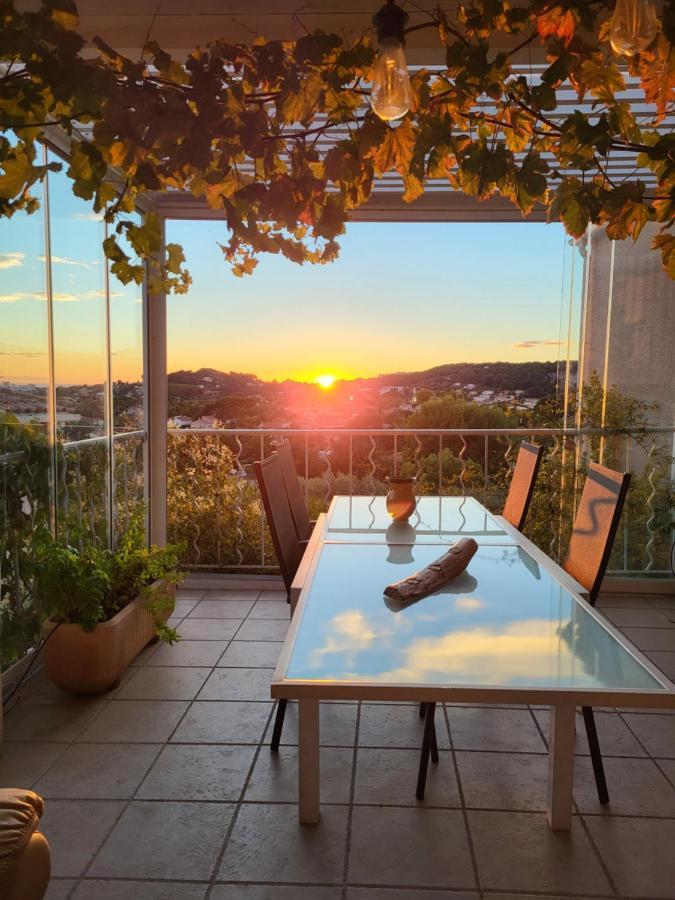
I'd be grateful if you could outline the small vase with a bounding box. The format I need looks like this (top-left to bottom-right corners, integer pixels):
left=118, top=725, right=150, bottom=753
left=386, top=476, right=417, bottom=522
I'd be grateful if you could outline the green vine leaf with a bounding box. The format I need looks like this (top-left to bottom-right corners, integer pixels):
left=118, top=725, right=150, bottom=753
left=0, top=0, right=672, bottom=280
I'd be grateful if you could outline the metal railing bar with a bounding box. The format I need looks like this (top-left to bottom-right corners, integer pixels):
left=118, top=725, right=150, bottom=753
left=166, top=426, right=675, bottom=437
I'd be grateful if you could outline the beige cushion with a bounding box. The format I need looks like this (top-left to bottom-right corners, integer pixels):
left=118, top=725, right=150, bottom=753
left=0, top=789, right=44, bottom=882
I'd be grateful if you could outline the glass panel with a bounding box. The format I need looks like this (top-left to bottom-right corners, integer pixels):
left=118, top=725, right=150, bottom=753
left=284, top=543, right=663, bottom=691
left=0, top=146, right=52, bottom=667
left=326, top=495, right=509, bottom=543
left=47, top=150, right=109, bottom=547
left=577, top=225, right=674, bottom=574
left=109, top=215, right=145, bottom=537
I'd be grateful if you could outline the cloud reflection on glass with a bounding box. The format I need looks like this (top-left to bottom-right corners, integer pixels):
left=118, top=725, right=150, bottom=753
left=286, top=544, right=662, bottom=691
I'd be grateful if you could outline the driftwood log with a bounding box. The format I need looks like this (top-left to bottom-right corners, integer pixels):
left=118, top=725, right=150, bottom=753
left=383, top=538, right=478, bottom=606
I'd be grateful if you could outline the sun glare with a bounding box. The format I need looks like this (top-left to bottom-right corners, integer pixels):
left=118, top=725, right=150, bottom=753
left=315, top=374, right=336, bottom=389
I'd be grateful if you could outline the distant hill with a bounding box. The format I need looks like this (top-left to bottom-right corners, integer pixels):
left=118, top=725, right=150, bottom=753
left=168, top=368, right=266, bottom=394
left=167, top=361, right=571, bottom=399
left=371, top=361, right=570, bottom=397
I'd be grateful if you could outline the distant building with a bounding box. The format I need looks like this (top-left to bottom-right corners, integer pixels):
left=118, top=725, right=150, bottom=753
left=191, top=415, right=221, bottom=430
left=378, top=386, right=405, bottom=396
left=169, top=415, right=192, bottom=429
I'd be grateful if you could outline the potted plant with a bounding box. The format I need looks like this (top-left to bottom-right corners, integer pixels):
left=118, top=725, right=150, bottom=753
left=33, top=516, right=183, bottom=694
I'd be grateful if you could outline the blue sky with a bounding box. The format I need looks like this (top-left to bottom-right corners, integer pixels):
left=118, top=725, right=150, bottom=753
left=2, top=207, right=570, bottom=386
left=0, top=153, right=143, bottom=386
left=166, top=220, right=569, bottom=382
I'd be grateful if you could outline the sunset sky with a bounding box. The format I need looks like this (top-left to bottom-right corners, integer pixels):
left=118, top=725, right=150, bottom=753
left=2, top=199, right=571, bottom=385
left=166, top=220, right=569, bottom=384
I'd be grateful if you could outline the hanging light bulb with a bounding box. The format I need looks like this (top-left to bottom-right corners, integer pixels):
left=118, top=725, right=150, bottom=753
left=609, top=0, right=659, bottom=57
left=370, top=0, right=412, bottom=122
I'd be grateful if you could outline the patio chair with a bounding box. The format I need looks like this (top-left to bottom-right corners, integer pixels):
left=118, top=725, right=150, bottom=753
left=418, top=441, right=544, bottom=792
left=501, top=441, right=545, bottom=531
left=274, top=441, right=312, bottom=541
left=255, top=453, right=304, bottom=599
left=254, top=453, right=305, bottom=752
left=562, top=460, right=631, bottom=804
left=416, top=460, right=631, bottom=805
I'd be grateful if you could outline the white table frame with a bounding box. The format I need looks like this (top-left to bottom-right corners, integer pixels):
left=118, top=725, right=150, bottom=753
left=273, top=497, right=675, bottom=830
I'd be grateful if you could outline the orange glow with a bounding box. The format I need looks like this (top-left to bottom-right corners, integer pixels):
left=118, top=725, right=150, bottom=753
left=315, top=374, right=337, bottom=389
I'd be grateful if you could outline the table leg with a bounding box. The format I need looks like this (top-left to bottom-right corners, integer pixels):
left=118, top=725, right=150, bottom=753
left=547, top=702, right=576, bottom=831
left=298, top=698, right=320, bottom=824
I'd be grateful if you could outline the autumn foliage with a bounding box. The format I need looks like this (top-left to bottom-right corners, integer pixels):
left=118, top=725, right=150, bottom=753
left=0, top=0, right=673, bottom=283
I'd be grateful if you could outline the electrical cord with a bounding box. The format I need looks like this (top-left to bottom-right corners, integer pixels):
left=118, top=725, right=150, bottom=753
left=2, top=623, right=60, bottom=710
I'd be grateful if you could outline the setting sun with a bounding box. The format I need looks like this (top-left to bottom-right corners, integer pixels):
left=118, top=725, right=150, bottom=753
left=315, top=374, right=336, bottom=389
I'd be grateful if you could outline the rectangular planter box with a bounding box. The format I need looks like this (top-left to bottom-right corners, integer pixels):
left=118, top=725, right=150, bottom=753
left=42, top=580, right=176, bottom=694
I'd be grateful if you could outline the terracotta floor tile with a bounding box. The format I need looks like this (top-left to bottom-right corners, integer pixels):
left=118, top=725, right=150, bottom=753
left=585, top=816, right=675, bottom=898
left=212, top=887, right=339, bottom=900
left=200, top=590, right=260, bottom=603
left=534, top=709, right=647, bottom=757
left=90, top=801, right=234, bottom=880
left=173, top=598, right=201, bottom=616
left=218, top=640, right=283, bottom=668
left=456, top=751, right=548, bottom=811
left=269, top=701, right=358, bottom=747
left=603, top=608, right=675, bottom=628
left=40, top=799, right=125, bottom=877
left=4, top=697, right=107, bottom=743
left=35, top=742, right=160, bottom=799
left=574, top=756, right=675, bottom=817
left=448, top=707, right=545, bottom=753
left=189, top=599, right=256, bottom=618
left=646, top=650, right=675, bottom=680
left=622, top=627, right=675, bottom=652
left=348, top=806, right=474, bottom=889
left=248, top=598, right=291, bottom=619
left=219, top=803, right=348, bottom=883
left=657, top=757, right=675, bottom=786
left=73, top=882, right=207, bottom=900
left=171, top=700, right=272, bottom=744
left=177, top=618, right=243, bottom=641
left=137, top=743, right=255, bottom=801
left=245, top=746, right=353, bottom=803
left=346, top=892, right=478, bottom=900
left=468, top=810, right=610, bottom=895
left=198, top=667, right=274, bottom=702
left=234, top=618, right=290, bottom=641
left=77, top=700, right=189, bottom=743
left=621, top=712, right=675, bottom=757
left=358, top=704, right=450, bottom=750
left=0, top=741, right=67, bottom=788
left=354, top=747, right=460, bottom=807
left=115, top=666, right=210, bottom=700
left=146, top=640, right=229, bottom=667
left=44, top=878, right=78, bottom=899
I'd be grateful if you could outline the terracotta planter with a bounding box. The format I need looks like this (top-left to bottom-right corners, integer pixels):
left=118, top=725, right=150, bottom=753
left=42, top=580, right=176, bottom=694
left=386, top=476, right=417, bottom=522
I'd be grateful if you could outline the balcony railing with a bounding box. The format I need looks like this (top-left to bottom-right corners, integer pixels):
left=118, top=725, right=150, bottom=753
left=167, top=426, right=675, bottom=578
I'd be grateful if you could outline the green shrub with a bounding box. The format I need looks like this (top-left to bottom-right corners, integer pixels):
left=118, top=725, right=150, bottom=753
left=32, top=514, right=183, bottom=643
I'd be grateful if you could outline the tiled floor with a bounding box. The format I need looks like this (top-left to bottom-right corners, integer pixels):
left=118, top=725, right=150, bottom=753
left=2, top=586, right=674, bottom=900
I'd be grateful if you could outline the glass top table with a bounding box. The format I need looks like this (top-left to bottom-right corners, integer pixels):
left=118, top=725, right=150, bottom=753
left=324, top=495, right=511, bottom=543
left=273, top=496, right=675, bottom=830
left=283, top=543, right=662, bottom=692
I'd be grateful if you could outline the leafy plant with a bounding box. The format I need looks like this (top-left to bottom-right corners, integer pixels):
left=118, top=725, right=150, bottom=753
left=0, top=0, right=673, bottom=284
left=32, top=514, right=183, bottom=642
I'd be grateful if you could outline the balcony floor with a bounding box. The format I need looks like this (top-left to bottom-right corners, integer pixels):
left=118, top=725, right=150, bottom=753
left=2, top=586, right=674, bottom=900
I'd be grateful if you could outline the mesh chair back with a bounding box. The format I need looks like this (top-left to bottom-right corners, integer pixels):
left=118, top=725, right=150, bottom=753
left=275, top=441, right=312, bottom=541
left=563, top=461, right=631, bottom=606
left=502, top=442, right=545, bottom=531
left=255, top=454, right=303, bottom=594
